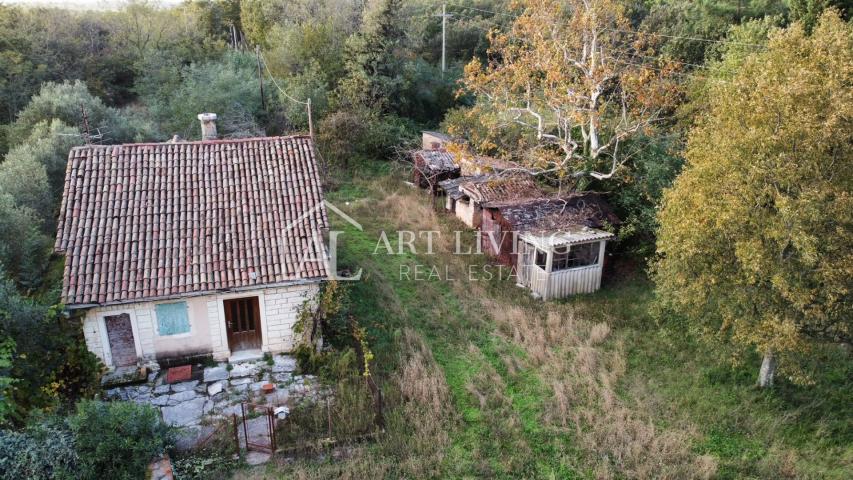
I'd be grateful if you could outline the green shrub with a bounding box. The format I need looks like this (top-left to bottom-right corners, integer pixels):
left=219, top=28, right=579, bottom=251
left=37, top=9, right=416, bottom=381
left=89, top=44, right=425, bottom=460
left=172, top=454, right=239, bottom=480
left=0, top=420, right=78, bottom=480
left=68, top=400, right=174, bottom=480
left=0, top=273, right=102, bottom=423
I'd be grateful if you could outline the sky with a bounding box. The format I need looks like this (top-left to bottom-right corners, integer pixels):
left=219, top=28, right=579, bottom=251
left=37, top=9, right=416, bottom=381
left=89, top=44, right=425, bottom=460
left=2, top=0, right=180, bottom=10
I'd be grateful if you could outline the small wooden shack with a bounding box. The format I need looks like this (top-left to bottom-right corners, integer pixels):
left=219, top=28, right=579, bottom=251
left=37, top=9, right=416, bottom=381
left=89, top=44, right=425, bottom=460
left=438, top=175, right=543, bottom=228
left=517, top=227, right=614, bottom=299
left=479, top=194, right=619, bottom=299
left=411, top=149, right=460, bottom=192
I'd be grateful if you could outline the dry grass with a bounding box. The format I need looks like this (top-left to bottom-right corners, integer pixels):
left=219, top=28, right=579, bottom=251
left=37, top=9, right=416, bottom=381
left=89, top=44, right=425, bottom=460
left=482, top=299, right=718, bottom=479
left=378, top=328, right=454, bottom=478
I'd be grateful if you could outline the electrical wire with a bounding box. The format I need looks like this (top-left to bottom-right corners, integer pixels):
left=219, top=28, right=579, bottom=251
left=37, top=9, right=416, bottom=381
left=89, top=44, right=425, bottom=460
left=258, top=51, right=310, bottom=106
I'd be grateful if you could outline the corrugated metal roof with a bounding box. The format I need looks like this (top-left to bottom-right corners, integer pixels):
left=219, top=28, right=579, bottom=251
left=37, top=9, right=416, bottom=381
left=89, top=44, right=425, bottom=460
left=520, top=227, right=614, bottom=248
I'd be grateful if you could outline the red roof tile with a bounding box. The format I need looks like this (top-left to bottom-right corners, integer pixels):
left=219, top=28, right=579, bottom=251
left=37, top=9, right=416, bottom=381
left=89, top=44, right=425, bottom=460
left=54, top=136, right=329, bottom=306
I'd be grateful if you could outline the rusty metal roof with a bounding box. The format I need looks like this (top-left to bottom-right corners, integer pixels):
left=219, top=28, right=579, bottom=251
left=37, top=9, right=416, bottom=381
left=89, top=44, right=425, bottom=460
left=54, top=135, right=329, bottom=306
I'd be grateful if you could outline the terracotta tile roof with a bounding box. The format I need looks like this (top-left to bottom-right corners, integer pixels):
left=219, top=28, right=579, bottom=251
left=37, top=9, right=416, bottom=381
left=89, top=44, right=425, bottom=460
left=438, top=175, right=490, bottom=199
left=459, top=175, right=544, bottom=203
left=458, top=154, right=519, bottom=176
left=54, top=135, right=329, bottom=306
left=488, top=193, right=620, bottom=233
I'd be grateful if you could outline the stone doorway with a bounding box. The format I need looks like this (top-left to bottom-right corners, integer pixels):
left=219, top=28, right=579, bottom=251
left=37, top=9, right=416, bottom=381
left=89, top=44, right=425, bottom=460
left=104, top=313, right=137, bottom=367
left=224, top=296, right=262, bottom=352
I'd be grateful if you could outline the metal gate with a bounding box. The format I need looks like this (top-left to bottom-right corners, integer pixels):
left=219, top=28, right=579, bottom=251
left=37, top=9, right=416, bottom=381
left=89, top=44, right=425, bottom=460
left=240, top=403, right=277, bottom=453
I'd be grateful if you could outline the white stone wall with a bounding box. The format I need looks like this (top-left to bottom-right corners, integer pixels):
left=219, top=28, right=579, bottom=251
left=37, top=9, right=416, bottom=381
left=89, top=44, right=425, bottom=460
left=260, top=284, right=319, bottom=353
left=81, top=281, right=320, bottom=368
left=455, top=198, right=477, bottom=228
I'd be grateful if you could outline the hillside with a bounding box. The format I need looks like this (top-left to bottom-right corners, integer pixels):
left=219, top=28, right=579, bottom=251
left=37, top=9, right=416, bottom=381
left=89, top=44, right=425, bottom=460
left=234, top=167, right=851, bottom=479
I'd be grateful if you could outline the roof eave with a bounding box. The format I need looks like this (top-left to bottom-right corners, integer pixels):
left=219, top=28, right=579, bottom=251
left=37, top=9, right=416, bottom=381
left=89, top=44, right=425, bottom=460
left=63, top=276, right=326, bottom=311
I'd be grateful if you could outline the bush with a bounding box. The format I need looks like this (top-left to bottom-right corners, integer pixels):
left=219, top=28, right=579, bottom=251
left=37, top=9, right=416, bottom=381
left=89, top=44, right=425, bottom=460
left=8, top=80, right=140, bottom=147
left=317, top=109, right=416, bottom=168
left=0, top=420, right=78, bottom=479
left=0, top=401, right=173, bottom=480
left=172, top=454, right=239, bottom=480
left=0, top=273, right=102, bottom=422
left=68, top=400, right=174, bottom=480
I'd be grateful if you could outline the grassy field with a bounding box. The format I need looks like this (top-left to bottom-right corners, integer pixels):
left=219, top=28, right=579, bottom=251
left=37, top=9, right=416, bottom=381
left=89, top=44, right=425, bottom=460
left=235, top=166, right=851, bottom=479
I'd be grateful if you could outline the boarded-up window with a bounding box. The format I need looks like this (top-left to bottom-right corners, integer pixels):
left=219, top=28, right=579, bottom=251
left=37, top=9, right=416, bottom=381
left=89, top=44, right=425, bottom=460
left=155, top=301, right=190, bottom=336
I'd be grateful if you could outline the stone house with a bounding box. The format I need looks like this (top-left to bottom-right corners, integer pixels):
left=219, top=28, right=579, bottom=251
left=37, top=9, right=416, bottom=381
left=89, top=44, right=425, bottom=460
left=54, top=114, right=329, bottom=370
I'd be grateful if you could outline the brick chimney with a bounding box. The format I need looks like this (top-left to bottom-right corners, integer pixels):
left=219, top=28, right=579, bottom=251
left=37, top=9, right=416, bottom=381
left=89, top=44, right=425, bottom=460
left=197, top=113, right=218, bottom=140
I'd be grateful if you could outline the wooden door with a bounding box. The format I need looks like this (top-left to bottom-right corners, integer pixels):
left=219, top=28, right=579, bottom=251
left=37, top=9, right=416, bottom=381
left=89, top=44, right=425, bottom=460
left=224, top=296, right=262, bottom=352
left=104, top=313, right=137, bottom=367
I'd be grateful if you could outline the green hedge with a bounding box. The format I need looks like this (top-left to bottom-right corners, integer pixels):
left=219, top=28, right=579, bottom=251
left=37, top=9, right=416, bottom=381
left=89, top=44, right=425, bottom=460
left=0, top=400, right=174, bottom=480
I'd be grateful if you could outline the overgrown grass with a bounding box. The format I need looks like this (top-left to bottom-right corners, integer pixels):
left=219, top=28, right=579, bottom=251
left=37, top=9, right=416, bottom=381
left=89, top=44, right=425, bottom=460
left=236, top=165, right=851, bottom=479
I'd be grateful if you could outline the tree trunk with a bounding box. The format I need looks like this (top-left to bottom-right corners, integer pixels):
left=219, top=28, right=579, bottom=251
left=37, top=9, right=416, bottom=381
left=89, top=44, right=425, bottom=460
left=757, top=350, right=776, bottom=388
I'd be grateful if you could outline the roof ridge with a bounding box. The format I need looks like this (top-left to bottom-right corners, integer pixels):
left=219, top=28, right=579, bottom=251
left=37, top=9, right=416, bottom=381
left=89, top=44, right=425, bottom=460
left=69, top=134, right=313, bottom=151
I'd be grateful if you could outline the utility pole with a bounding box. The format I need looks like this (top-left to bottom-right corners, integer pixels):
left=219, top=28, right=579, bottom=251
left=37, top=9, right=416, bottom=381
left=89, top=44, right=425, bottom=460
left=307, top=97, right=314, bottom=139
left=436, top=4, right=452, bottom=78
left=80, top=104, right=91, bottom=145
left=255, top=45, right=267, bottom=111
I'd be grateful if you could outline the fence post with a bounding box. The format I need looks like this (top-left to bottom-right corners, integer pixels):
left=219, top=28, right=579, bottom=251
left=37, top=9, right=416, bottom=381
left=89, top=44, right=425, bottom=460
left=269, top=407, right=277, bottom=453
left=326, top=397, right=332, bottom=437
left=232, top=414, right=240, bottom=456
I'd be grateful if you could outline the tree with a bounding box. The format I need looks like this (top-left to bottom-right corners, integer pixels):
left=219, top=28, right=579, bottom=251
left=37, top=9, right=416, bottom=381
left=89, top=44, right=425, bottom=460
left=0, top=195, right=50, bottom=289
left=8, top=80, right=141, bottom=147
left=790, top=0, right=852, bottom=33
left=142, top=52, right=268, bottom=140
left=3, top=120, right=81, bottom=201
left=334, top=0, right=405, bottom=112
left=461, top=0, right=679, bottom=187
left=0, top=271, right=102, bottom=422
left=653, top=11, right=852, bottom=387
left=638, top=0, right=788, bottom=65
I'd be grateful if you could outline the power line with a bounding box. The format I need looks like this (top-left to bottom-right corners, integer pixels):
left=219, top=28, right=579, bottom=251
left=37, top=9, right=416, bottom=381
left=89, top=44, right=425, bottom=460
left=604, top=28, right=766, bottom=50
left=445, top=2, right=515, bottom=18
left=258, top=51, right=310, bottom=106
left=257, top=50, right=315, bottom=137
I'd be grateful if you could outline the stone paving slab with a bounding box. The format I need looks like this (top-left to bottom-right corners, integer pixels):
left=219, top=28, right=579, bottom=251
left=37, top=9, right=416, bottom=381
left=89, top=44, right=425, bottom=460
left=101, top=354, right=323, bottom=445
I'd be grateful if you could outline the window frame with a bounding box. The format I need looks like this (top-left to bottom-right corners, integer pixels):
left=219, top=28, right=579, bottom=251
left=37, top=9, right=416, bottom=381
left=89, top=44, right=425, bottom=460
left=534, top=248, right=548, bottom=270
left=154, top=300, right=193, bottom=338
left=551, top=241, right=601, bottom=272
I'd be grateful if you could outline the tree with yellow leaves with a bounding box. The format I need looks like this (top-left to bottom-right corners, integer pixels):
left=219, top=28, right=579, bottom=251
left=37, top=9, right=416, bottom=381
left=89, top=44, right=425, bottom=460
left=654, top=11, right=852, bottom=388
left=459, top=0, right=679, bottom=185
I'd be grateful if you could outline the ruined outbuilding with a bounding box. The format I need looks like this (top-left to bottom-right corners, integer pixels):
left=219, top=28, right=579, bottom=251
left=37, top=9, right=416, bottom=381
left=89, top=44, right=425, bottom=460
left=479, top=194, right=619, bottom=299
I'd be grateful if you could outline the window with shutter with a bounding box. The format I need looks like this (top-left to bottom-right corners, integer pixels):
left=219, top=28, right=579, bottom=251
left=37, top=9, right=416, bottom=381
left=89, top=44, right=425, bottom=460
left=155, top=301, right=191, bottom=336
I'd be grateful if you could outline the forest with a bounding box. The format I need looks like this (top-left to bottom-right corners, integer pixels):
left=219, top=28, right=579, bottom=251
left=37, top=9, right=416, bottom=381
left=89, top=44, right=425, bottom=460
left=0, top=0, right=850, bottom=479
